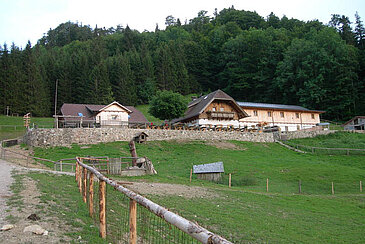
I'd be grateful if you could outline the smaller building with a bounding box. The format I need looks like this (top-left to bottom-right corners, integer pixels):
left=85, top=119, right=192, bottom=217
left=343, top=116, right=365, bottom=130
left=133, top=132, right=149, bottom=144
left=59, top=101, right=148, bottom=128
left=193, top=162, right=224, bottom=182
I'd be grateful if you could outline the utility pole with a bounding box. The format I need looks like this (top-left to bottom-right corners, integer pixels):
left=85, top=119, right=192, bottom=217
left=54, top=79, right=58, bottom=117
left=54, top=79, right=59, bottom=129
left=6, top=106, right=9, bottom=116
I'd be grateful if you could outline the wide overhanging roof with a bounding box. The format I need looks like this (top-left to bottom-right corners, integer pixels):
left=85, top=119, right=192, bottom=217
left=237, top=101, right=325, bottom=113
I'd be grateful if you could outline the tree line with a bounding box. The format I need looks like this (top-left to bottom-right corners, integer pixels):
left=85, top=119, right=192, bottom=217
left=0, top=7, right=364, bottom=121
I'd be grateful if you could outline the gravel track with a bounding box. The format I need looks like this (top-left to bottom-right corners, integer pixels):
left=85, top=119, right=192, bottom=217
left=0, top=159, right=16, bottom=226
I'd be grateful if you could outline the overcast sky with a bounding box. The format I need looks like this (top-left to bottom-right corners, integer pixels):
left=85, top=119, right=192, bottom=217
left=1, top=0, right=364, bottom=48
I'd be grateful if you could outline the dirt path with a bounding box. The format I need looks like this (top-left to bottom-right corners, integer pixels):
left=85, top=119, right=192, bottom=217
left=126, top=182, right=218, bottom=199
left=0, top=160, right=15, bottom=227
left=0, top=159, right=73, bottom=243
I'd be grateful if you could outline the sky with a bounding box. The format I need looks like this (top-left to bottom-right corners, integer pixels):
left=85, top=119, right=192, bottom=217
left=1, top=0, right=364, bottom=48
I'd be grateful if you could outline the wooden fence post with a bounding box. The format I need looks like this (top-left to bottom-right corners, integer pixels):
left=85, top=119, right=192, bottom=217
left=99, top=180, right=106, bottom=239
left=229, top=173, right=232, bottom=188
left=89, top=172, right=94, bottom=217
left=360, top=181, right=362, bottom=193
left=266, top=178, right=269, bottom=192
left=83, top=168, right=87, bottom=203
left=60, top=160, right=63, bottom=172
left=189, top=168, right=192, bottom=183
left=331, top=182, right=334, bottom=195
left=298, top=180, right=302, bottom=194
left=129, top=199, right=137, bottom=244
left=78, top=165, right=82, bottom=194
left=75, top=162, right=78, bottom=182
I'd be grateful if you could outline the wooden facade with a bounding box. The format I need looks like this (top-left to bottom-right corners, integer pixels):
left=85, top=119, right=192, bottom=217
left=172, top=90, right=249, bottom=127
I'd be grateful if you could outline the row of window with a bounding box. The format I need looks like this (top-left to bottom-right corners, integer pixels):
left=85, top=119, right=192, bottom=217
left=252, top=111, right=315, bottom=119
left=212, top=107, right=225, bottom=112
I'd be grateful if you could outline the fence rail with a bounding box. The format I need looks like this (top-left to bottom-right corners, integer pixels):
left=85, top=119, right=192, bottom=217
left=281, top=140, right=365, bottom=156
left=76, top=157, right=231, bottom=244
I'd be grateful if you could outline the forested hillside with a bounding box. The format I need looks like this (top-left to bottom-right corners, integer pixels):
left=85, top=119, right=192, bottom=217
left=0, top=7, right=364, bottom=121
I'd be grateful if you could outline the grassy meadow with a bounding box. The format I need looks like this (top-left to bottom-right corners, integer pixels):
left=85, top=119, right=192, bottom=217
left=0, top=115, right=53, bottom=140
left=27, top=132, right=365, bottom=243
left=2, top=112, right=364, bottom=243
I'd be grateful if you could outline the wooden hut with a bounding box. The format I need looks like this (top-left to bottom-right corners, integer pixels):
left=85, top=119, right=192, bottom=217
left=133, top=132, right=149, bottom=144
left=193, top=162, right=224, bottom=182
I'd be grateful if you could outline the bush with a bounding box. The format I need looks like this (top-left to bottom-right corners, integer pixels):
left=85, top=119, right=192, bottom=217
left=148, top=90, right=188, bottom=121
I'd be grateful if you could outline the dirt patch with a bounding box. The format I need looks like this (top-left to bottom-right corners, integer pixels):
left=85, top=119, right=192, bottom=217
left=3, top=145, right=50, bottom=170
left=1, top=175, right=72, bottom=243
left=125, top=182, right=218, bottom=199
left=205, top=141, right=247, bottom=150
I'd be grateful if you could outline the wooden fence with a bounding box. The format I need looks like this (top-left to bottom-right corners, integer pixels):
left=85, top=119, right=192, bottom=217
left=281, top=140, right=365, bottom=156
left=76, top=157, right=231, bottom=244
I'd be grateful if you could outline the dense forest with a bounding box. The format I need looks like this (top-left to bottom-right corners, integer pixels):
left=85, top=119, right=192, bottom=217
left=0, top=7, right=364, bottom=121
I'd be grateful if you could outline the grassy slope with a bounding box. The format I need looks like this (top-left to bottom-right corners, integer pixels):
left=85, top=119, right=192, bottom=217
left=32, top=138, right=365, bottom=243
left=0, top=115, right=53, bottom=140
left=33, top=139, right=365, bottom=195
left=289, top=131, right=365, bottom=149
left=135, top=105, right=164, bottom=124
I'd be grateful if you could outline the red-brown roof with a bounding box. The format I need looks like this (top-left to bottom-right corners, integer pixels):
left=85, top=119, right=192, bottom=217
left=60, top=103, right=148, bottom=123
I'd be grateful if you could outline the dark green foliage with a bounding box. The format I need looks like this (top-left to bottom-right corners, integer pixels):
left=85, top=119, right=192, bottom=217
left=148, top=90, right=187, bottom=120
left=0, top=9, right=364, bottom=121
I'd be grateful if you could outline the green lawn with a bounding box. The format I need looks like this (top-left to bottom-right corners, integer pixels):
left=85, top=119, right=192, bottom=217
left=0, top=115, right=53, bottom=140
left=26, top=135, right=365, bottom=243
left=289, top=131, right=365, bottom=149
left=135, top=104, right=164, bottom=124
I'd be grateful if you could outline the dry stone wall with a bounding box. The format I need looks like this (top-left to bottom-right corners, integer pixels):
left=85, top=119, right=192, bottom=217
left=24, top=128, right=336, bottom=147
left=25, top=128, right=274, bottom=147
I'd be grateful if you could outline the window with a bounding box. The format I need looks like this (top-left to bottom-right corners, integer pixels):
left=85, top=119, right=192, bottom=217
left=111, top=115, right=118, bottom=120
left=280, top=112, right=285, bottom=118
left=285, top=126, right=288, bottom=131
left=311, top=114, right=315, bottom=119
left=267, top=111, right=272, bottom=117
left=212, top=107, right=216, bottom=111
left=296, top=113, right=300, bottom=119
left=253, top=110, right=258, bottom=116
left=297, top=125, right=300, bottom=130
left=220, top=107, right=224, bottom=112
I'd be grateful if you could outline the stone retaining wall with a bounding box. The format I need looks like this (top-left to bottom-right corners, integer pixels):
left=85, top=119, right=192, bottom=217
left=280, top=130, right=336, bottom=140
left=24, top=128, right=336, bottom=147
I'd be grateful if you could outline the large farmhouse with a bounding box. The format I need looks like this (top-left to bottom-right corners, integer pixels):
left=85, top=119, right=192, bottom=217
left=171, top=90, right=249, bottom=128
left=58, top=101, right=148, bottom=128
left=172, top=90, right=325, bottom=131
left=238, top=102, right=325, bottom=132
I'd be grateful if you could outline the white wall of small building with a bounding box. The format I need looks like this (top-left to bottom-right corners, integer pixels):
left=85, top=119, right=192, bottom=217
left=95, top=104, right=129, bottom=125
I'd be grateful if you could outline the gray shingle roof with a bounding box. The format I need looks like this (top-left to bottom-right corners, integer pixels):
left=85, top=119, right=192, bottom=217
left=237, top=101, right=324, bottom=113
left=172, top=90, right=249, bottom=123
left=193, top=162, right=224, bottom=174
